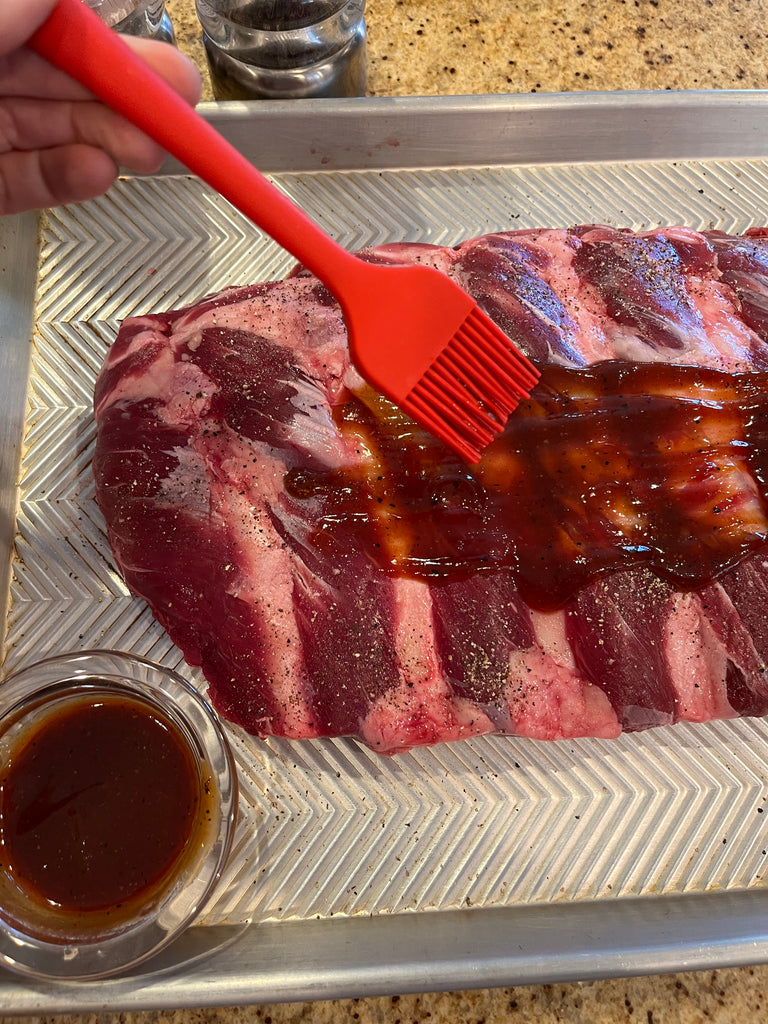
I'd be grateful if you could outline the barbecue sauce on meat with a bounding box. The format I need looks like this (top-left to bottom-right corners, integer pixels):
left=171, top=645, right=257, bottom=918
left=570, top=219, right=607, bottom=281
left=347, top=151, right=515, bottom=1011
left=285, top=360, right=768, bottom=611
left=0, top=690, right=203, bottom=925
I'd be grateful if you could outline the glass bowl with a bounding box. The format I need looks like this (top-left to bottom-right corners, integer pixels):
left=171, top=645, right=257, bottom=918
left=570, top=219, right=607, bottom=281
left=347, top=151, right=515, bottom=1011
left=0, top=650, right=237, bottom=981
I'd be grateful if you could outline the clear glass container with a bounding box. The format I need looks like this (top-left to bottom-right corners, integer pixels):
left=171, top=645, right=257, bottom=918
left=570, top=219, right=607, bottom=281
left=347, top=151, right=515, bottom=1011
left=195, top=0, right=366, bottom=99
left=84, top=0, right=176, bottom=43
left=0, top=650, right=237, bottom=980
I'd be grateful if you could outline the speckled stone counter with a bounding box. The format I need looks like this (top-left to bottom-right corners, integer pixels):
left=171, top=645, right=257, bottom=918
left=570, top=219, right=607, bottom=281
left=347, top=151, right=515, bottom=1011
left=168, top=0, right=768, bottom=100
left=19, top=2, right=768, bottom=1022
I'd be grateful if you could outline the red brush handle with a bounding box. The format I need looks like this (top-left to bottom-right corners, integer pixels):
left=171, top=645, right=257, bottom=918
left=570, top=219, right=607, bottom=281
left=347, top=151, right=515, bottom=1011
left=29, top=0, right=360, bottom=290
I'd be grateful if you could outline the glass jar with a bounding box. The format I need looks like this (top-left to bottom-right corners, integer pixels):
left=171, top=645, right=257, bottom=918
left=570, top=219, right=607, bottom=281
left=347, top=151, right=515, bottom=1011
left=84, top=0, right=176, bottom=43
left=195, top=0, right=367, bottom=99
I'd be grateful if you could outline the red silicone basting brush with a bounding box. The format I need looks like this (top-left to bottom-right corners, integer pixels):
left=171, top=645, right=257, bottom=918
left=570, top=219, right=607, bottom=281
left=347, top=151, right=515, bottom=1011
left=30, top=0, right=540, bottom=462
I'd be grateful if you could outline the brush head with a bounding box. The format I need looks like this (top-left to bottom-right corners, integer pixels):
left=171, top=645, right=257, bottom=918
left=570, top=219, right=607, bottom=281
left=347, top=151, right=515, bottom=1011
left=343, top=262, right=540, bottom=462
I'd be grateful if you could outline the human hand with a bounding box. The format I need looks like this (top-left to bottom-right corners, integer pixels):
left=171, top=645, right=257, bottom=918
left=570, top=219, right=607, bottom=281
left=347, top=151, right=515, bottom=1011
left=0, top=0, right=201, bottom=214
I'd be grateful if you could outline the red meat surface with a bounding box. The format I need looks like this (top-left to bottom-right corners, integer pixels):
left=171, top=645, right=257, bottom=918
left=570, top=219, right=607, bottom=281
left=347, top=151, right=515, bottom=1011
left=93, top=225, right=768, bottom=753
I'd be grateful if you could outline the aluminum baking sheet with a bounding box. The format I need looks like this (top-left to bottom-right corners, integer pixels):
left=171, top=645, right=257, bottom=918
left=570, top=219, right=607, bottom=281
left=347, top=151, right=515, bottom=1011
left=3, top=90, right=768, bottom=1012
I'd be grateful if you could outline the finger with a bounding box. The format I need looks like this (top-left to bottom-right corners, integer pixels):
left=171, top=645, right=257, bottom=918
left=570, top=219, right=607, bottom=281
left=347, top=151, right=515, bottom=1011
left=0, top=39, right=203, bottom=180
left=0, top=145, right=120, bottom=215
left=0, top=95, right=180, bottom=175
left=0, top=36, right=202, bottom=106
left=127, top=38, right=202, bottom=107
left=0, top=48, right=94, bottom=103
left=0, top=0, right=58, bottom=55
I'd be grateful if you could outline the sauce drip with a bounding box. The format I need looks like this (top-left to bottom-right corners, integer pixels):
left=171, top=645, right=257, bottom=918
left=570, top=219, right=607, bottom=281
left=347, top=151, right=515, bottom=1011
left=285, top=360, right=768, bottom=610
left=0, top=688, right=202, bottom=918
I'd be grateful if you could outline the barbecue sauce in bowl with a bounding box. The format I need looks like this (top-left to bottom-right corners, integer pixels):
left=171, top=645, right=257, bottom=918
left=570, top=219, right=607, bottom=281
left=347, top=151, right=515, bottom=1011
left=0, top=687, right=205, bottom=931
left=0, top=651, right=236, bottom=980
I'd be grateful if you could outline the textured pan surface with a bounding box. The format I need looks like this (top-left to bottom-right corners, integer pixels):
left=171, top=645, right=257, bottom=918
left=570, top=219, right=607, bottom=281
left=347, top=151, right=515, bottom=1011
left=9, top=156, right=768, bottom=931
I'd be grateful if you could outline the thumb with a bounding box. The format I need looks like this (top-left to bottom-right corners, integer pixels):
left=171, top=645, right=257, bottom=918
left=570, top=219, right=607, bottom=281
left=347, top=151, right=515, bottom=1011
left=0, top=0, right=59, bottom=55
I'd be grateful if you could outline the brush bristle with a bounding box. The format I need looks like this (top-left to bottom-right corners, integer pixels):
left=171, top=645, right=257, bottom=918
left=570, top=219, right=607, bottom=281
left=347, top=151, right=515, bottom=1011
left=402, top=308, right=540, bottom=462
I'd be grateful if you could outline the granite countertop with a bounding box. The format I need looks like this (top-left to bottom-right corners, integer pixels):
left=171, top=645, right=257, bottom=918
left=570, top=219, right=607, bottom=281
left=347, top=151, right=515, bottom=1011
left=20, top=2, right=768, bottom=1022
left=169, top=0, right=768, bottom=99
